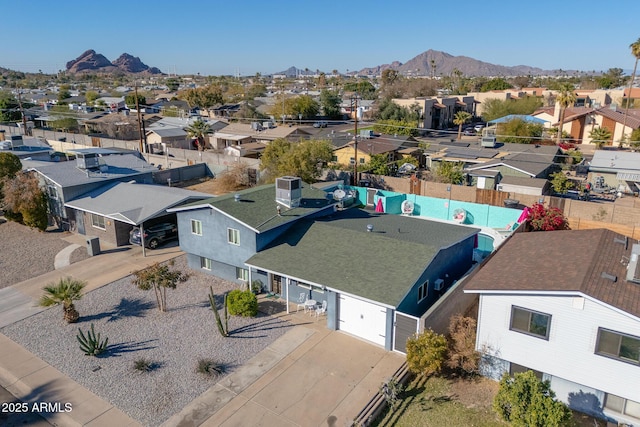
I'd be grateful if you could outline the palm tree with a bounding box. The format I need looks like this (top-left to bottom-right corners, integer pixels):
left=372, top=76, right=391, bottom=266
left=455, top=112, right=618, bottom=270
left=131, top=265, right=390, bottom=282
left=185, top=119, right=212, bottom=151
left=453, top=111, right=472, bottom=140
left=589, top=126, right=612, bottom=150
left=621, top=38, right=640, bottom=147
left=40, top=277, right=86, bottom=323
left=555, top=83, right=576, bottom=145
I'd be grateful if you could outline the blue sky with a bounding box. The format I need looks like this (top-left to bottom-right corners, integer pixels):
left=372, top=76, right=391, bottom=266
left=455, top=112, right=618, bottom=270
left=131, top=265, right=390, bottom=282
left=3, top=0, right=639, bottom=76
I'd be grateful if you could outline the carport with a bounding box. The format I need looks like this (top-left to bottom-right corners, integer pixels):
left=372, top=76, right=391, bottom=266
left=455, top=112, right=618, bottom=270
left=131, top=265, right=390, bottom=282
left=64, top=181, right=210, bottom=253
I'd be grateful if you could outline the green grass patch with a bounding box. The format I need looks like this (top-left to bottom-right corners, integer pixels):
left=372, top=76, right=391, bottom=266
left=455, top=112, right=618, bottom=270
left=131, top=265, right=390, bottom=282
left=372, top=375, right=505, bottom=427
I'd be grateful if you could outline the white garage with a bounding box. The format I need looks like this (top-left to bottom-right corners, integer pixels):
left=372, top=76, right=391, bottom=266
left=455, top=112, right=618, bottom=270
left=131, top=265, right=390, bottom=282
left=338, top=294, right=388, bottom=347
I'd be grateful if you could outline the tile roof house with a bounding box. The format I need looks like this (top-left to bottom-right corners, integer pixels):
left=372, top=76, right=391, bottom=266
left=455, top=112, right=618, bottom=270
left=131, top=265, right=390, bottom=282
left=464, top=229, right=640, bottom=425
left=169, top=177, right=480, bottom=351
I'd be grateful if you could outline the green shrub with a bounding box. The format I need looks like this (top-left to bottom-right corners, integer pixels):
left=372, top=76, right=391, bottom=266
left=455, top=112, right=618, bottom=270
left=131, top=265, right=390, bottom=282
left=196, top=358, right=226, bottom=377
left=77, top=323, right=109, bottom=356
left=406, top=329, right=448, bottom=376
left=227, top=289, right=258, bottom=317
left=133, top=358, right=156, bottom=372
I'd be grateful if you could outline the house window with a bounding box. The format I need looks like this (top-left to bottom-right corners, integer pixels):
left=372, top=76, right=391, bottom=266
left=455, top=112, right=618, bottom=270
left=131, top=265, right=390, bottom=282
left=596, top=328, right=640, bottom=365
left=236, top=267, right=248, bottom=281
left=509, top=363, right=543, bottom=380
left=510, top=306, right=551, bottom=339
left=191, top=219, right=202, bottom=236
left=200, top=257, right=212, bottom=270
left=417, top=281, right=429, bottom=302
left=227, top=228, right=240, bottom=245
left=47, top=186, right=57, bottom=200
left=360, top=158, right=365, bottom=164
left=349, top=157, right=355, bottom=165
left=331, top=155, right=337, bottom=162
left=91, top=214, right=105, bottom=230
left=605, top=394, right=640, bottom=420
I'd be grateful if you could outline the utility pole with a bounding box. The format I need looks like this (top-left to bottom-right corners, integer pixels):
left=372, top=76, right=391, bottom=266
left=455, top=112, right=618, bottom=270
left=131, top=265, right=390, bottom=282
left=135, top=83, right=145, bottom=156
left=16, top=86, right=29, bottom=136
left=351, top=93, right=361, bottom=186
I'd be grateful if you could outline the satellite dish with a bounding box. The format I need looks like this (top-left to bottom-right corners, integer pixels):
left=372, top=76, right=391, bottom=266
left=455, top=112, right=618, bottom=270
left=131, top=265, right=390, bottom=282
left=401, top=200, right=414, bottom=215
left=333, top=189, right=346, bottom=200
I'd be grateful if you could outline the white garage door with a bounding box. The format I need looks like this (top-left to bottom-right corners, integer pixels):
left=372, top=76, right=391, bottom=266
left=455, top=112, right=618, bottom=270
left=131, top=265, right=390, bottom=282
left=338, top=294, right=387, bottom=347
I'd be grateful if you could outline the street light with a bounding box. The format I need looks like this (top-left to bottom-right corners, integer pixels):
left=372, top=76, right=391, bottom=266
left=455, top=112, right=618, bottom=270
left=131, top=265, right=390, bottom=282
left=299, top=113, right=302, bottom=126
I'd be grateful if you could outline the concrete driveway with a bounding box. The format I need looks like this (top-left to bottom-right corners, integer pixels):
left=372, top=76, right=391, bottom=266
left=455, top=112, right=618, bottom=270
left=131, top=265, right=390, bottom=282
left=193, top=308, right=405, bottom=427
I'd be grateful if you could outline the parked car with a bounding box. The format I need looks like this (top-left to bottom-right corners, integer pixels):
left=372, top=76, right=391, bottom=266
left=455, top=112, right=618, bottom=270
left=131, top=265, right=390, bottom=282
left=313, top=121, right=328, bottom=128
left=463, top=127, right=476, bottom=136
left=129, top=222, right=178, bottom=249
left=474, top=123, right=486, bottom=132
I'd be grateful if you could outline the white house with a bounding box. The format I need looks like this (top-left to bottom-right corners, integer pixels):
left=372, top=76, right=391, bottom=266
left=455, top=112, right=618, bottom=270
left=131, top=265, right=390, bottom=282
left=464, top=229, right=640, bottom=425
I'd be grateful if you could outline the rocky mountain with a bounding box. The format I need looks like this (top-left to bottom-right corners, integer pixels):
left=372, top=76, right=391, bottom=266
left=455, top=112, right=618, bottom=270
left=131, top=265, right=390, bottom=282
left=111, top=53, right=162, bottom=74
left=66, top=50, right=163, bottom=75
left=358, top=49, right=555, bottom=77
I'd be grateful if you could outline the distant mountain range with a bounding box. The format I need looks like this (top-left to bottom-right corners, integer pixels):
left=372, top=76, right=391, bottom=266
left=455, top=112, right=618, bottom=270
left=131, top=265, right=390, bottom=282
left=65, top=50, right=163, bottom=75
left=278, top=49, right=574, bottom=78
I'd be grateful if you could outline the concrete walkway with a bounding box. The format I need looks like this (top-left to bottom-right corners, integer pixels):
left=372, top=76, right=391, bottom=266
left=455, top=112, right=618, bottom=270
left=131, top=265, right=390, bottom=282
left=0, top=237, right=405, bottom=426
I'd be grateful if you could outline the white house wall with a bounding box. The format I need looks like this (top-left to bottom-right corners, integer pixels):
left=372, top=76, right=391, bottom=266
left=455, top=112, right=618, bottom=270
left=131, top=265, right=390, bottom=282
left=476, top=294, right=640, bottom=403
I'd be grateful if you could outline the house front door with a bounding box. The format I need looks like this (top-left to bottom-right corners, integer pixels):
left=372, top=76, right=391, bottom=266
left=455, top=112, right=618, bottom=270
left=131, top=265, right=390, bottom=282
left=271, top=274, right=283, bottom=295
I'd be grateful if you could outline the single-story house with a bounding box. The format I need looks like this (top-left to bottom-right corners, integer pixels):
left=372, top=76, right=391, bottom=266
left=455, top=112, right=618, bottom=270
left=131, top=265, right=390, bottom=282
left=64, top=181, right=210, bottom=246
left=25, top=149, right=157, bottom=225
left=169, top=177, right=480, bottom=352
left=464, top=229, right=640, bottom=426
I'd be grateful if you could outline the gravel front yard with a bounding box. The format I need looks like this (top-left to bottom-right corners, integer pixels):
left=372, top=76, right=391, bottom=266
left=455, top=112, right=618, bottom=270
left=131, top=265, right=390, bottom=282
left=1, top=255, right=293, bottom=426
left=0, top=221, right=88, bottom=289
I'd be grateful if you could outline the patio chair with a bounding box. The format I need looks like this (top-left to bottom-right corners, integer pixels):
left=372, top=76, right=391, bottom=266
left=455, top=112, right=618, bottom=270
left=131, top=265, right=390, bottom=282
left=315, top=300, right=327, bottom=319
left=296, top=292, right=307, bottom=312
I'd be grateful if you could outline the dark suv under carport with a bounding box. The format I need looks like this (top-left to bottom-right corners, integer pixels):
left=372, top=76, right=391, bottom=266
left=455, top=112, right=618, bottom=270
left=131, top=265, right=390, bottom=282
left=129, top=222, right=178, bottom=249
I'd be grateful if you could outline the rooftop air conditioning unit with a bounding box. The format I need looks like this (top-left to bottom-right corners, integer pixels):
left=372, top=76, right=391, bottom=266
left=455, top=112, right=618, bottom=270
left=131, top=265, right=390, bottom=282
left=275, top=176, right=302, bottom=208
left=434, top=278, right=445, bottom=291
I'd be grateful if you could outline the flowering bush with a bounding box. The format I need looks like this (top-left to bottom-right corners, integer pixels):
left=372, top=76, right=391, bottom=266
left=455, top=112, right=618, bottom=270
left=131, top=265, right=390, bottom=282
left=525, top=202, right=570, bottom=231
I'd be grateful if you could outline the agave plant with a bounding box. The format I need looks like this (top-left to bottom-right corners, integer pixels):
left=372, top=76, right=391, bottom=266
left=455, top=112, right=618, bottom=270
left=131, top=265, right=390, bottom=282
left=77, top=323, right=109, bottom=356
left=39, top=277, right=86, bottom=323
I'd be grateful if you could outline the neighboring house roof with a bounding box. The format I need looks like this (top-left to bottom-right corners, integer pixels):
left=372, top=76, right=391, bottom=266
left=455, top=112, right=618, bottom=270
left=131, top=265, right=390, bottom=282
left=168, top=182, right=334, bottom=233
left=464, top=229, right=640, bottom=319
left=488, top=114, right=548, bottom=125
left=246, top=208, right=479, bottom=307
left=462, top=144, right=560, bottom=176
left=498, top=176, right=549, bottom=189
left=64, top=181, right=211, bottom=225
left=146, top=128, right=187, bottom=138
left=26, top=154, right=157, bottom=187
left=217, top=123, right=312, bottom=140
left=595, top=106, right=640, bottom=129
left=589, top=150, right=640, bottom=172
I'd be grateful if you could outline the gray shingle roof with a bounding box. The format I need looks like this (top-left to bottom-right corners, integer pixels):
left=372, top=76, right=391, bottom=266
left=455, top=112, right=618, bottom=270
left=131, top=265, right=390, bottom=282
left=169, top=182, right=334, bottom=232
left=65, top=182, right=211, bottom=225
left=246, top=209, right=478, bottom=306
left=28, top=154, right=157, bottom=187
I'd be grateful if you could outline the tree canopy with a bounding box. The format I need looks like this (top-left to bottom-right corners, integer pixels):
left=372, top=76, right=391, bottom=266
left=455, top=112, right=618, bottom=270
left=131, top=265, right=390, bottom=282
left=480, top=77, right=513, bottom=92
left=481, top=96, right=543, bottom=122
left=260, top=138, right=333, bottom=183
left=434, top=161, right=464, bottom=184
left=319, top=90, right=342, bottom=118
left=2, top=171, right=48, bottom=230
left=496, top=119, right=544, bottom=144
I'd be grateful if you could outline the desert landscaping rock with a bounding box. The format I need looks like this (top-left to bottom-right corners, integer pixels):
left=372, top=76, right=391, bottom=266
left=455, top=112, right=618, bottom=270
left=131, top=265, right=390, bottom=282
left=1, top=255, right=293, bottom=426
left=0, top=222, right=72, bottom=289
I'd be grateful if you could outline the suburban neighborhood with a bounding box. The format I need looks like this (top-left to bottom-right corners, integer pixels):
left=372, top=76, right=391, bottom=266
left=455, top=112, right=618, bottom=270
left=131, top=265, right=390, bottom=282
left=0, top=12, right=640, bottom=426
